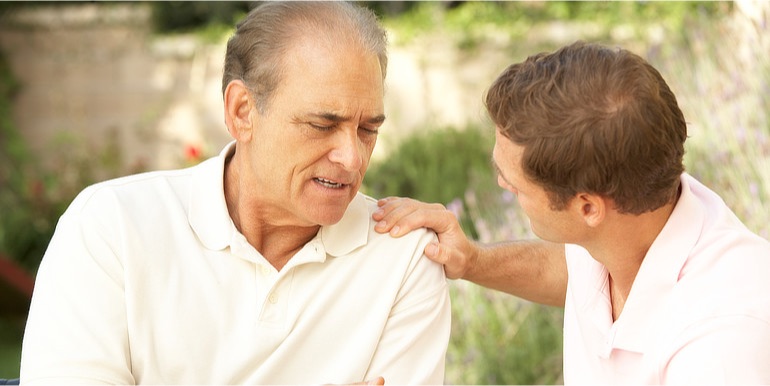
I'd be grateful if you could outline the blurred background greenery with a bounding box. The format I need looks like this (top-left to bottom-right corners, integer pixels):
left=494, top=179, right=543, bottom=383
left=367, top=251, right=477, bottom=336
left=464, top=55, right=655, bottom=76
left=1, top=1, right=768, bottom=384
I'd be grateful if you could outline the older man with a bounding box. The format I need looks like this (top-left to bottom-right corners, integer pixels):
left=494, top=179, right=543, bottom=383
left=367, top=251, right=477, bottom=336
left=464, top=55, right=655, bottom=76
left=21, top=2, right=450, bottom=384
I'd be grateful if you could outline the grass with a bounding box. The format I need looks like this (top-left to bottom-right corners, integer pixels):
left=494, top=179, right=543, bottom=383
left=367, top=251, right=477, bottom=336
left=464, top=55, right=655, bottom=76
left=0, top=318, right=23, bottom=379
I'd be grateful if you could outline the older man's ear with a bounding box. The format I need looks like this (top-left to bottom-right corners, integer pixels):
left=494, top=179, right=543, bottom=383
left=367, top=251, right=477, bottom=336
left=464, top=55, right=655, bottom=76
left=224, top=79, right=255, bottom=142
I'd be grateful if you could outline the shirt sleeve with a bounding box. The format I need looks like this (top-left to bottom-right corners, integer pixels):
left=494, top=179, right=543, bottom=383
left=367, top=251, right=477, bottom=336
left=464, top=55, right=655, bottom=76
left=663, top=315, right=770, bottom=384
left=363, top=231, right=452, bottom=385
left=20, top=189, right=135, bottom=385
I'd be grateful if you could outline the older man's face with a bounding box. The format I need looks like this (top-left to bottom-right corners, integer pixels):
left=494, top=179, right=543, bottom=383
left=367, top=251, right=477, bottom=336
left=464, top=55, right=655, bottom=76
left=240, top=36, right=386, bottom=227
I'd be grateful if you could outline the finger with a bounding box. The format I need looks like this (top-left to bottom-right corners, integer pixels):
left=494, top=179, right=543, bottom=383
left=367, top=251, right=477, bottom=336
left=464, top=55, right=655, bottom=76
left=424, top=242, right=441, bottom=261
left=375, top=197, right=415, bottom=218
left=425, top=242, right=467, bottom=280
left=376, top=200, right=449, bottom=236
left=376, top=196, right=400, bottom=207
left=372, top=197, right=410, bottom=222
left=367, top=376, right=385, bottom=385
left=385, top=204, right=454, bottom=236
left=377, top=204, right=434, bottom=237
left=373, top=198, right=421, bottom=234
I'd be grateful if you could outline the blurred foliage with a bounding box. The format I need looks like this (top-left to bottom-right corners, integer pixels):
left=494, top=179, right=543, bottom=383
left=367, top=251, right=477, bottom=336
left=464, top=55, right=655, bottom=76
left=148, top=1, right=420, bottom=32
left=363, top=125, right=565, bottom=384
left=0, top=49, right=144, bottom=273
left=363, top=126, right=496, bottom=239
left=449, top=181, right=565, bottom=384
left=655, top=5, right=770, bottom=240
left=149, top=2, right=252, bottom=33
left=364, top=3, right=766, bottom=385
left=1, top=1, right=767, bottom=384
left=1, top=49, right=145, bottom=379
left=0, top=317, right=24, bottom=378
left=0, top=48, right=29, bottom=380
left=382, top=1, right=730, bottom=50
left=448, top=280, right=564, bottom=385
left=0, top=49, right=48, bottom=273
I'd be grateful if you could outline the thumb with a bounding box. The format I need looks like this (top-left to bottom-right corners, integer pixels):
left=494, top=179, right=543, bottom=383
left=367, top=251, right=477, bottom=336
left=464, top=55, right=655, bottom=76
left=424, top=242, right=440, bottom=261
left=366, top=376, right=385, bottom=385
left=425, top=241, right=467, bottom=280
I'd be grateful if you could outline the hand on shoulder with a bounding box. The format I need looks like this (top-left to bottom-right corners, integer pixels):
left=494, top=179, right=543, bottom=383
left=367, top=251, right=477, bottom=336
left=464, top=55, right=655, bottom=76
left=373, top=197, right=477, bottom=279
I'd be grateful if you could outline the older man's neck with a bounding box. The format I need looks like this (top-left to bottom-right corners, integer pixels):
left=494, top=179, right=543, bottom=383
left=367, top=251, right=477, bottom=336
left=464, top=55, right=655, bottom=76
left=242, top=219, right=319, bottom=271
left=224, top=152, right=321, bottom=271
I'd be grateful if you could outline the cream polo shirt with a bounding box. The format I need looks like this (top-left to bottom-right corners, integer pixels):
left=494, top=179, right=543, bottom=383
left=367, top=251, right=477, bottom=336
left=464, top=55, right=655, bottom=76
left=563, top=173, right=770, bottom=384
left=21, top=143, right=451, bottom=385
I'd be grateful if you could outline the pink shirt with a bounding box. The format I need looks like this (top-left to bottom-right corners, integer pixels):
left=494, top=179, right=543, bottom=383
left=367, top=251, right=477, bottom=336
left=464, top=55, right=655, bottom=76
left=563, top=174, right=770, bottom=384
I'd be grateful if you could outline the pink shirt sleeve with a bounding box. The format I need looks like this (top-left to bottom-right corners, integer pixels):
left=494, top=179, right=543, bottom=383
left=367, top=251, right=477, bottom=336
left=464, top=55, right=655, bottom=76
left=663, top=315, right=770, bottom=384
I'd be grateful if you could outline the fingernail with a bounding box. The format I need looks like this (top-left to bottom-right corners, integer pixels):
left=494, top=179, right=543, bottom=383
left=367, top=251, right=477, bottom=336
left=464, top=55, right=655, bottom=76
left=373, top=208, right=383, bottom=217
left=389, top=225, right=400, bottom=236
left=425, top=243, right=437, bottom=256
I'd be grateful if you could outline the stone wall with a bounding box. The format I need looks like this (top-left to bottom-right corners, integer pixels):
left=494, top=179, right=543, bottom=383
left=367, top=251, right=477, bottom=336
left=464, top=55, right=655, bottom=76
left=4, top=2, right=765, bottom=176
left=0, top=3, right=517, bottom=174
left=1, top=3, right=230, bottom=172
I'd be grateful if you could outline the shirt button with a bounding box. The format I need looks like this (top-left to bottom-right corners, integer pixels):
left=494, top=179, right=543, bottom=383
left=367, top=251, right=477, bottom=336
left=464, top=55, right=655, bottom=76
left=260, top=265, right=270, bottom=275
left=268, top=293, right=278, bottom=304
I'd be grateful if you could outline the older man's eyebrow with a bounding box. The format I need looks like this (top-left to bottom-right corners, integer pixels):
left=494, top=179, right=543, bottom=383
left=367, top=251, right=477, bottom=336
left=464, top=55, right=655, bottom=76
left=366, top=114, right=387, bottom=125
left=310, top=112, right=387, bottom=125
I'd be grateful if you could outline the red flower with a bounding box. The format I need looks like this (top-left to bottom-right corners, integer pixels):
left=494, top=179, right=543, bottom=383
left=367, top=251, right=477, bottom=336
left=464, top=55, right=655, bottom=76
left=185, top=144, right=202, bottom=163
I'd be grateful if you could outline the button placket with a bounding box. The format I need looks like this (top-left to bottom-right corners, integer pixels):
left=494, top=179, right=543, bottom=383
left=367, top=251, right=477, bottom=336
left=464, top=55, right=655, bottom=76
left=600, top=323, right=619, bottom=359
left=257, top=269, right=293, bottom=324
left=255, top=263, right=277, bottom=317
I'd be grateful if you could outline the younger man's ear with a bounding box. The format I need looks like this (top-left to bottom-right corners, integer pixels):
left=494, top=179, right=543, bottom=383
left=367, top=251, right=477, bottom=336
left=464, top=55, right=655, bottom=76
left=574, top=193, right=606, bottom=228
left=224, top=80, right=255, bottom=141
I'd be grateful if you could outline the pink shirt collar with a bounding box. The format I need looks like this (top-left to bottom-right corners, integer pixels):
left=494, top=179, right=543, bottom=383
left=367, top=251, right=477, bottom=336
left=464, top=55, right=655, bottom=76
left=610, top=174, right=704, bottom=353
left=570, top=174, right=704, bottom=356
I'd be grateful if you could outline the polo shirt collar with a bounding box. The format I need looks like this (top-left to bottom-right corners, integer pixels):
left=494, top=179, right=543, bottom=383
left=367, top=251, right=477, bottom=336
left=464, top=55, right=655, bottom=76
left=188, top=141, right=369, bottom=257
left=188, top=142, right=237, bottom=251
left=320, top=194, right=369, bottom=256
left=611, top=173, right=705, bottom=352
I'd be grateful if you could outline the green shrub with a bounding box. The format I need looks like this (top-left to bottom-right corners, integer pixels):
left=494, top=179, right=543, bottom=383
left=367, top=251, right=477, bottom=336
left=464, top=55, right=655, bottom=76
left=364, top=126, right=496, bottom=239
left=0, top=318, right=24, bottom=378
left=447, top=281, right=564, bottom=385
left=0, top=49, right=49, bottom=273
left=150, top=2, right=251, bottom=33
left=383, top=1, right=729, bottom=49
left=448, top=188, right=564, bottom=384
left=0, top=49, right=143, bottom=273
left=364, top=125, right=564, bottom=384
